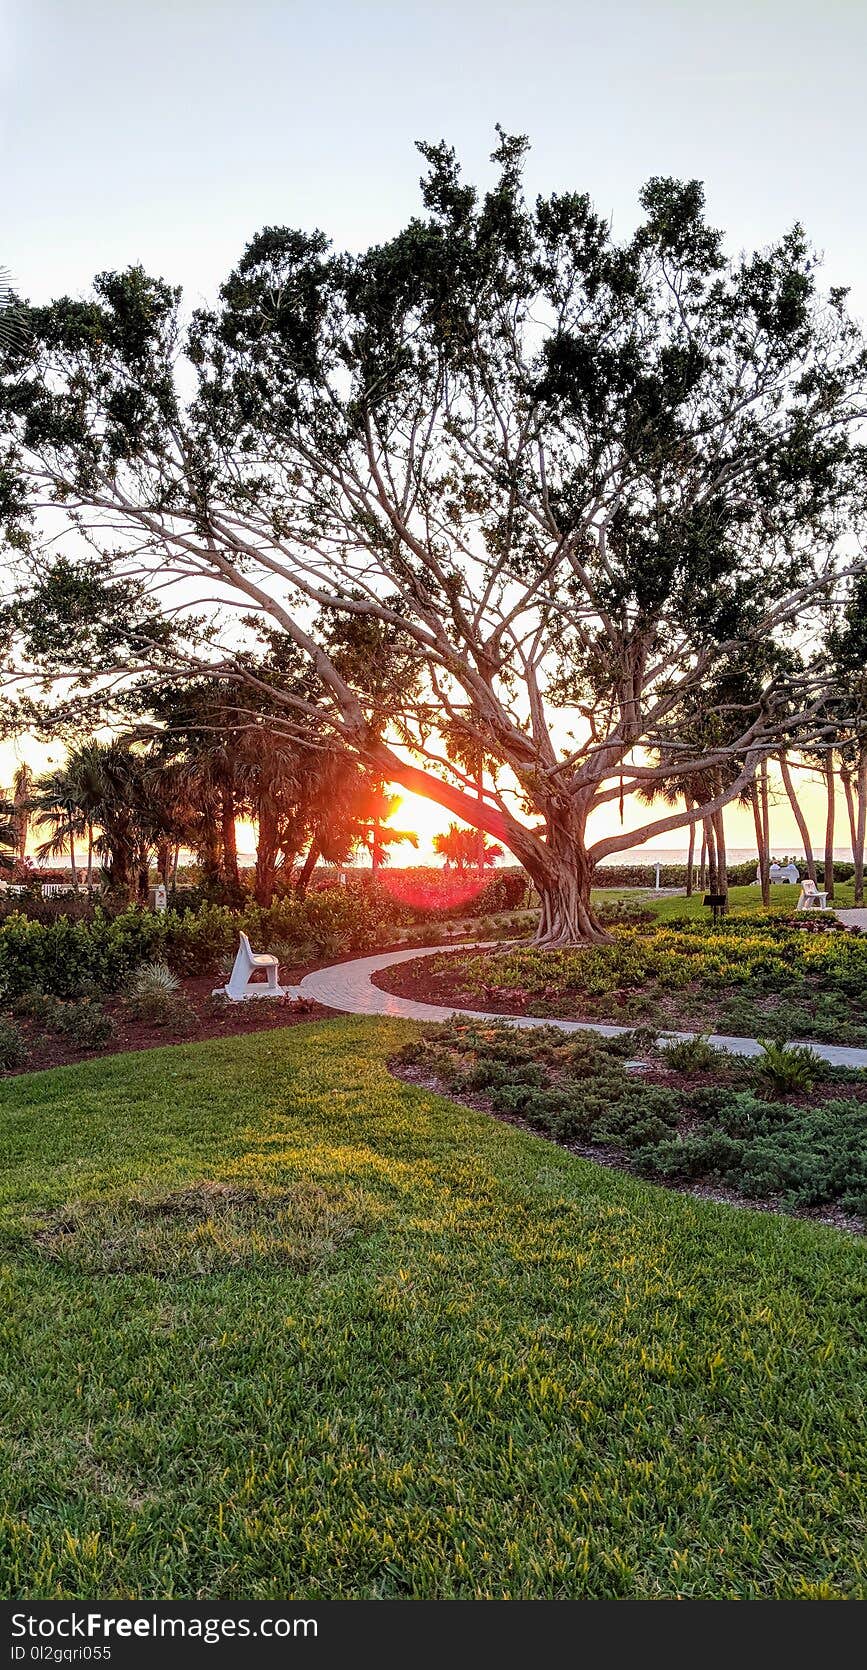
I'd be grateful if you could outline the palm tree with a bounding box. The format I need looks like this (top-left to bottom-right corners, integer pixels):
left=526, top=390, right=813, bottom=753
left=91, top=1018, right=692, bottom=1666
left=60, top=741, right=137, bottom=900
left=62, top=742, right=112, bottom=895
left=0, top=266, right=25, bottom=352
left=433, top=823, right=503, bottom=871
left=352, top=784, right=417, bottom=878
left=11, top=762, right=33, bottom=869
left=31, top=766, right=84, bottom=891
left=0, top=794, right=18, bottom=878
left=778, top=752, right=818, bottom=883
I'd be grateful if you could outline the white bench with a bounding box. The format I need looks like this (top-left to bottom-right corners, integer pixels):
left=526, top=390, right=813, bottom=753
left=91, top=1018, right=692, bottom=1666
left=756, top=862, right=801, bottom=885
left=214, top=932, right=286, bottom=1000
left=797, top=879, right=829, bottom=911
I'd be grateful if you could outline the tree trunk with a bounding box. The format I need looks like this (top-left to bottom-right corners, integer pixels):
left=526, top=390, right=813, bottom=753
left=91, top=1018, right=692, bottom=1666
left=527, top=818, right=611, bottom=946
left=824, top=751, right=835, bottom=901
left=15, top=805, right=29, bottom=866
left=760, top=757, right=771, bottom=895
left=155, top=837, right=171, bottom=887
left=137, top=842, right=150, bottom=905
left=712, top=806, right=728, bottom=911
left=295, top=842, right=320, bottom=899
left=105, top=818, right=135, bottom=902
left=779, top=754, right=817, bottom=881
left=86, top=823, right=94, bottom=898
left=198, top=803, right=222, bottom=892
left=854, top=749, right=866, bottom=907
left=685, top=797, right=695, bottom=896
left=699, top=832, right=707, bottom=892
left=255, top=799, right=279, bottom=908
left=703, top=817, right=717, bottom=894
left=220, top=784, right=240, bottom=890
left=840, top=761, right=858, bottom=863
left=67, top=812, right=79, bottom=894
left=750, top=782, right=770, bottom=908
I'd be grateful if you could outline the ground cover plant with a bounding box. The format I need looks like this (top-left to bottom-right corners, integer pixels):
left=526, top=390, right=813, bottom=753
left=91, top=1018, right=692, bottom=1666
left=1, top=1016, right=867, bottom=1599
left=392, top=1021, right=867, bottom=1224
left=375, top=915, right=867, bottom=1046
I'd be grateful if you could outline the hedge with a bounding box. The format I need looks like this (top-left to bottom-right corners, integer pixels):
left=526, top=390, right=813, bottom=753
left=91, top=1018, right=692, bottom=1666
left=0, top=870, right=530, bottom=998
left=593, top=860, right=858, bottom=889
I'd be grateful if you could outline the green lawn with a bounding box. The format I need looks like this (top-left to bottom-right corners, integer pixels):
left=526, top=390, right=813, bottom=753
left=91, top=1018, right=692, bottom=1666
left=1, top=1018, right=866, bottom=1600
left=591, top=880, right=863, bottom=921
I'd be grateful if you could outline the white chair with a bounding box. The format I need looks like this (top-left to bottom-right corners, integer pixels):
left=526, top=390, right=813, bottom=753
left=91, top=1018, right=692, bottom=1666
left=215, top=932, right=285, bottom=1000
left=796, top=878, right=829, bottom=912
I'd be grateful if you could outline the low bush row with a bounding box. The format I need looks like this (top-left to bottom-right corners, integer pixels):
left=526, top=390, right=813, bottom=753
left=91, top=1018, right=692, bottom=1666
left=0, top=893, right=384, bottom=997
left=592, top=859, right=858, bottom=888
left=0, top=868, right=530, bottom=998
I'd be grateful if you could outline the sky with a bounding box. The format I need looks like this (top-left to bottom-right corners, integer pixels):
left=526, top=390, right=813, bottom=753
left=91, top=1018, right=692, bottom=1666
left=3, top=0, right=865, bottom=857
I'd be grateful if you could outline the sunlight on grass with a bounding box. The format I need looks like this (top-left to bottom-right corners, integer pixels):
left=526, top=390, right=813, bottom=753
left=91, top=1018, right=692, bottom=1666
left=1, top=1019, right=865, bottom=1599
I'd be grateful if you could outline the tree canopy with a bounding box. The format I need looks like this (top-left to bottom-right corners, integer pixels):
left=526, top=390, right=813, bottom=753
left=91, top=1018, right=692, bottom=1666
left=3, top=134, right=866, bottom=940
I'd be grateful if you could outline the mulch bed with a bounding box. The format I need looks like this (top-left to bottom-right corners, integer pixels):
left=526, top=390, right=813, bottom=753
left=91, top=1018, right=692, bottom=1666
left=0, top=930, right=481, bottom=1081
left=3, top=972, right=331, bottom=1079
left=372, top=954, right=549, bottom=1017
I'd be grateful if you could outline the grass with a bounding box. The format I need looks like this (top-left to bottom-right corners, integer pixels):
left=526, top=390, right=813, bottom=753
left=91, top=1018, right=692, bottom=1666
left=1, top=1018, right=865, bottom=1600
left=591, top=880, right=863, bottom=922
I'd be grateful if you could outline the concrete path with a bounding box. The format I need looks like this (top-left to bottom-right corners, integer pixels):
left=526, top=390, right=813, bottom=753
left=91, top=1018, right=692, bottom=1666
left=299, top=944, right=867, bottom=1070
left=835, top=908, right=867, bottom=932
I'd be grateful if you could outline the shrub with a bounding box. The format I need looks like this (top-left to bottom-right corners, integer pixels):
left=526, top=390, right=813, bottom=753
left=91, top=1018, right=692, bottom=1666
left=408, top=918, right=867, bottom=1046
left=127, top=962, right=178, bottom=1021
left=0, top=1015, right=28, bottom=1069
left=659, top=1033, right=725, bottom=1074
left=52, top=1000, right=114, bottom=1052
left=591, top=859, right=855, bottom=889
left=9, top=989, right=62, bottom=1028
left=266, top=936, right=317, bottom=968
left=126, top=962, right=195, bottom=1030
left=370, top=867, right=527, bottom=920
left=755, top=1039, right=821, bottom=1096
left=0, top=889, right=404, bottom=996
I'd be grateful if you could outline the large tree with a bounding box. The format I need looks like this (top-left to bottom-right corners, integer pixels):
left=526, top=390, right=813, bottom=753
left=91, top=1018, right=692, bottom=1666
left=3, top=136, right=866, bottom=941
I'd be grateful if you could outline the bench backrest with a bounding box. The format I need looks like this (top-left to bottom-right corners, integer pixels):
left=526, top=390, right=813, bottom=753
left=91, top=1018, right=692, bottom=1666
left=239, top=931, right=254, bottom=958
left=801, top=879, right=819, bottom=896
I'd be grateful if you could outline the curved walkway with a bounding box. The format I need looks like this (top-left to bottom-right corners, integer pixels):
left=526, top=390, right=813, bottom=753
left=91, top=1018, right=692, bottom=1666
left=836, top=908, right=867, bottom=932
left=299, top=944, right=867, bottom=1070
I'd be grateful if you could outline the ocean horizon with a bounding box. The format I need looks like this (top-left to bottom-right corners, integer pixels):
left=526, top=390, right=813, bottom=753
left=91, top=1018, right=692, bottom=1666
left=229, top=846, right=859, bottom=870
left=594, top=846, right=856, bottom=867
